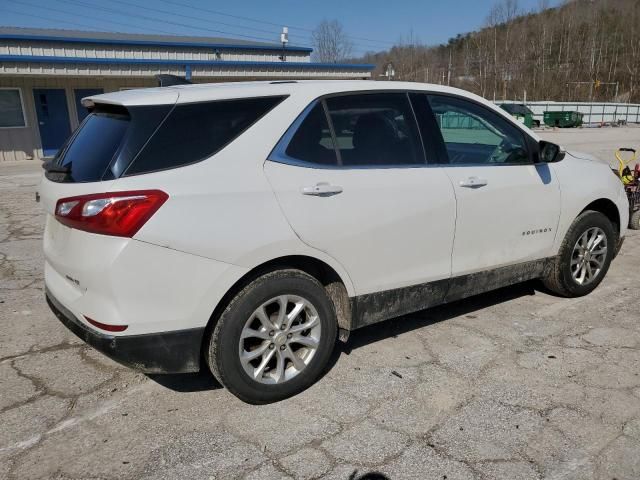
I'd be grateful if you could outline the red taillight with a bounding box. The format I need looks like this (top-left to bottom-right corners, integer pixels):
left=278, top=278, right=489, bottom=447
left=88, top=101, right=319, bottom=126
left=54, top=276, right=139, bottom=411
left=84, top=316, right=128, bottom=332
left=55, top=190, right=168, bottom=237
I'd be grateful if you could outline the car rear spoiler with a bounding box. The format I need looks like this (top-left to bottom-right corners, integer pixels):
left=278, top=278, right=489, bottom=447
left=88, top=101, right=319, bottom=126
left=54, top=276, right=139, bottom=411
left=155, top=74, right=192, bottom=87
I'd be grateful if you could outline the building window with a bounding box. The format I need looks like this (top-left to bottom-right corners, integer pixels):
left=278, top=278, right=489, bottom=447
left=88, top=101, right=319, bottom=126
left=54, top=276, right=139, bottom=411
left=0, top=88, right=27, bottom=128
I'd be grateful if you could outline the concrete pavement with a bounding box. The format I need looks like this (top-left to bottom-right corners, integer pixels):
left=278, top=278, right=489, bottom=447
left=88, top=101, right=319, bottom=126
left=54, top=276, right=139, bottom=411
left=1, top=128, right=640, bottom=479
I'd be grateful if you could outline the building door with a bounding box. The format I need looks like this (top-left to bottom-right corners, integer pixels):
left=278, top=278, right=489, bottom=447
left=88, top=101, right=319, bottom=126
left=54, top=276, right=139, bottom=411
left=74, top=89, right=103, bottom=123
left=33, top=89, right=71, bottom=157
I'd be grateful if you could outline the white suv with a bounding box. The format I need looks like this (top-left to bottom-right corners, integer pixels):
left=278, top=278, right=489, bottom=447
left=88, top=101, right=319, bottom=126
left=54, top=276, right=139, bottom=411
left=41, top=81, right=628, bottom=403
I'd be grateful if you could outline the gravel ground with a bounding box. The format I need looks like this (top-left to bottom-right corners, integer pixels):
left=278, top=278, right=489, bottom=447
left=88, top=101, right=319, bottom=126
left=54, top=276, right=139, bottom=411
left=1, top=127, right=640, bottom=480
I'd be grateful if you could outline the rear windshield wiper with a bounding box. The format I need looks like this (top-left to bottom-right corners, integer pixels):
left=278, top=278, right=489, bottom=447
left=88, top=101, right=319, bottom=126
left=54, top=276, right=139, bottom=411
left=42, top=159, right=70, bottom=174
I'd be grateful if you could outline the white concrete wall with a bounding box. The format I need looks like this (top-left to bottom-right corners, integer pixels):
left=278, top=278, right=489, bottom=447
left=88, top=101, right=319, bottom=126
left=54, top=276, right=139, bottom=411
left=500, top=100, right=640, bottom=124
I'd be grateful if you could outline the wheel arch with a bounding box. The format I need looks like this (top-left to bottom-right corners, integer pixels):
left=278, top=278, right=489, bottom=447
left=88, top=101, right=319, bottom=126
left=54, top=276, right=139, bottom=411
left=580, top=198, right=621, bottom=236
left=200, top=255, right=354, bottom=368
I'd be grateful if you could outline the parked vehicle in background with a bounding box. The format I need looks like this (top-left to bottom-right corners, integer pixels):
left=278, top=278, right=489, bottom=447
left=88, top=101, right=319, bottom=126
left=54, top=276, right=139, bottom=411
left=544, top=110, right=584, bottom=128
left=40, top=81, right=628, bottom=403
left=499, top=103, right=540, bottom=128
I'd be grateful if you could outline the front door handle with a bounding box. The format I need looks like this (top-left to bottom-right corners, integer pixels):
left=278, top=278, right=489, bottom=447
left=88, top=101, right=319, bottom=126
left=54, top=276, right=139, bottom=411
left=459, top=176, right=488, bottom=188
left=301, top=182, right=343, bottom=196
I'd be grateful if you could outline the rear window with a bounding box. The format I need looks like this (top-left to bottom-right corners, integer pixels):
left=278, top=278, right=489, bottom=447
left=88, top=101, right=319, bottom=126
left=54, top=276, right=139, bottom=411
left=51, top=104, right=171, bottom=183
left=126, top=96, right=286, bottom=175
left=49, top=96, right=285, bottom=182
left=56, top=112, right=129, bottom=183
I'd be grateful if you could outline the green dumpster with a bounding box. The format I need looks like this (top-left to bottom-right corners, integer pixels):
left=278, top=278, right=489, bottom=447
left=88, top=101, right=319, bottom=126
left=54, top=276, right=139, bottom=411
left=543, top=111, right=584, bottom=128
left=499, top=104, right=538, bottom=128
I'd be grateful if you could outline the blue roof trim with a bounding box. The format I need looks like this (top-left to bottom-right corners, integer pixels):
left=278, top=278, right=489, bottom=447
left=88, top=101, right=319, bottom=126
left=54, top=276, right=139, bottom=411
left=0, top=54, right=376, bottom=70
left=0, top=33, right=313, bottom=53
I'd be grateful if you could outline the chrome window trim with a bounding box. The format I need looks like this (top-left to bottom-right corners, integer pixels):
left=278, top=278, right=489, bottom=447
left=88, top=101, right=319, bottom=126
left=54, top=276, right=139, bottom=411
left=267, top=89, right=539, bottom=170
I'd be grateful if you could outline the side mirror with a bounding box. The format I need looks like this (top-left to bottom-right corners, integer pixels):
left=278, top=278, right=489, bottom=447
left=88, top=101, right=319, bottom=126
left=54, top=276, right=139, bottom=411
left=539, top=141, right=565, bottom=163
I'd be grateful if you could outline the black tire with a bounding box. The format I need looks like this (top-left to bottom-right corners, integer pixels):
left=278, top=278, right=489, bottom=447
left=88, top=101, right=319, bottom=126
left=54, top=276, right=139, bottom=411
left=205, top=269, right=337, bottom=404
left=630, top=210, right=640, bottom=230
left=542, top=210, right=616, bottom=297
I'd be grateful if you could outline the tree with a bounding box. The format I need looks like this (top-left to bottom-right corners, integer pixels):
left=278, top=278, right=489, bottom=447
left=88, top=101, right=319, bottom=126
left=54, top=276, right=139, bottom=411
left=312, top=20, right=353, bottom=63
left=361, top=0, right=640, bottom=103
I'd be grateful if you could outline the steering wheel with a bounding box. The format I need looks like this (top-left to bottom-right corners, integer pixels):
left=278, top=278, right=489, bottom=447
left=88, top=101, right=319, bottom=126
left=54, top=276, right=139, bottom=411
left=490, top=139, right=527, bottom=164
left=488, top=139, right=512, bottom=163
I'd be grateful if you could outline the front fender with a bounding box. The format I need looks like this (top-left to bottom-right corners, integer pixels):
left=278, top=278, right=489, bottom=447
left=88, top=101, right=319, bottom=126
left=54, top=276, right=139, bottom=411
left=550, top=155, right=628, bottom=254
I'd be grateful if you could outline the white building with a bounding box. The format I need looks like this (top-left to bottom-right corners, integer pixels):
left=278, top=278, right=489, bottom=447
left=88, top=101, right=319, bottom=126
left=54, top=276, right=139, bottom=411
left=0, top=27, right=374, bottom=161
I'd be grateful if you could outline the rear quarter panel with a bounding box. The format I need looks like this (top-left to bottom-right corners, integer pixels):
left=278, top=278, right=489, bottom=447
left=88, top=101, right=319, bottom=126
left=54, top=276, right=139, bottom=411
left=114, top=93, right=356, bottom=297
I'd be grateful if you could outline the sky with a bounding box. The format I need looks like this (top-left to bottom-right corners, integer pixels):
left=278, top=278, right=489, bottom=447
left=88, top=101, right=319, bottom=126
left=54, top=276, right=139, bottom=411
left=1, top=0, right=560, bottom=56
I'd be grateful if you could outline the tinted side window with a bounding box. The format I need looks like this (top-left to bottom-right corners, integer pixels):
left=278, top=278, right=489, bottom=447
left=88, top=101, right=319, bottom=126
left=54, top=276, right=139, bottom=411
left=284, top=103, right=338, bottom=166
left=325, top=93, right=424, bottom=167
left=127, top=96, right=285, bottom=175
left=428, top=95, right=529, bottom=165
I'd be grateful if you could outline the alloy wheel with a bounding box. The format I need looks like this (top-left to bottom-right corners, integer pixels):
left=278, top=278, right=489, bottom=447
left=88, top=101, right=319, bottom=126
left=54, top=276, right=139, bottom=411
left=238, top=295, right=321, bottom=384
left=570, top=227, right=608, bottom=286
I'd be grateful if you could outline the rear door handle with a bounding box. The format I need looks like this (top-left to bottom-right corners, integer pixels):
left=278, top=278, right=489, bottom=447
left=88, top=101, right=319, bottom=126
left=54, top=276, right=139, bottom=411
left=459, top=176, right=488, bottom=188
left=301, top=182, right=343, bottom=196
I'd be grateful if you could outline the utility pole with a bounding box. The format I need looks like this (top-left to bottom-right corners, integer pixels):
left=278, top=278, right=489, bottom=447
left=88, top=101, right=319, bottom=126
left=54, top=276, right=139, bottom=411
left=279, top=27, right=288, bottom=62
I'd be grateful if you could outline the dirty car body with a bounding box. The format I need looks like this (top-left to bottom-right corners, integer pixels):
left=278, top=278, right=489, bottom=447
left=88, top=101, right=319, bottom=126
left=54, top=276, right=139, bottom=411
left=40, top=80, right=628, bottom=403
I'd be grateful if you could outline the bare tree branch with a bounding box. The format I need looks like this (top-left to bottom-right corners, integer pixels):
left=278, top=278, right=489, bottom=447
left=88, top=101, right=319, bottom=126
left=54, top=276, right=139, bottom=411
left=312, top=19, right=354, bottom=63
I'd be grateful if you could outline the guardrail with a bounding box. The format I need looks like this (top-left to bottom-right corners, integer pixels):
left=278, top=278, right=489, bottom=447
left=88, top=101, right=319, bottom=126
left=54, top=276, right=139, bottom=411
left=498, top=101, right=640, bottom=125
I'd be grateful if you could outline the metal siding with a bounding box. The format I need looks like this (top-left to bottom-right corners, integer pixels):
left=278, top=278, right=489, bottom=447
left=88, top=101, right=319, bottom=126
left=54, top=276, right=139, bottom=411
left=0, top=61, right=372, bottom=80
left=0, top=32, right=313, bottom=53
left=0, top=40, right=311, bottom=64
left=0, top=56, right=374, bottom=70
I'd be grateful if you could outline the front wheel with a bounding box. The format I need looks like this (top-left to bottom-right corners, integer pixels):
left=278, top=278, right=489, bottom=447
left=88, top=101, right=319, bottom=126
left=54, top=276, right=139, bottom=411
left=205, top=269, right=337, bottom=404
left=542, top=210, right=616, bottom=297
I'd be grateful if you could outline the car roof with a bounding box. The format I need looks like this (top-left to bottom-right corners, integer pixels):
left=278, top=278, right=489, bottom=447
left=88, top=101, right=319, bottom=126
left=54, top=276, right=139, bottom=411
left=84, top=80, right=487, bottom=108
left=83, top=80, right=539, bottom=140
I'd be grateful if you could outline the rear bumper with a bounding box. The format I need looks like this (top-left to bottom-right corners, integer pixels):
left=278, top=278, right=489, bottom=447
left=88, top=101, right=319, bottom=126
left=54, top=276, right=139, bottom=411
left=46, top=288, right=204, bottom=374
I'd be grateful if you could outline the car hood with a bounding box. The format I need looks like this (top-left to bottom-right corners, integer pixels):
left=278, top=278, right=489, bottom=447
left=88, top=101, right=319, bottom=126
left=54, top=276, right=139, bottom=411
left=566, top=150, right=609, bottom=164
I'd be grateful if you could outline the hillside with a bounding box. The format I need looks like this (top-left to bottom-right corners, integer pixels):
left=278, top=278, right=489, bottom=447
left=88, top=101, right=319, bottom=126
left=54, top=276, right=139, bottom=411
left=359, top=0, right=640, bottom=103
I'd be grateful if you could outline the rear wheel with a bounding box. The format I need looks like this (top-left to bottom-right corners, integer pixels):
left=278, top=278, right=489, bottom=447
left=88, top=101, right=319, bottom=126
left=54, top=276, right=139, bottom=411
left=206, top=269, right=337, bottom=404
left=543, top=210, right=615, bottom=297
left=630, top=210, right=640, bottom=230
